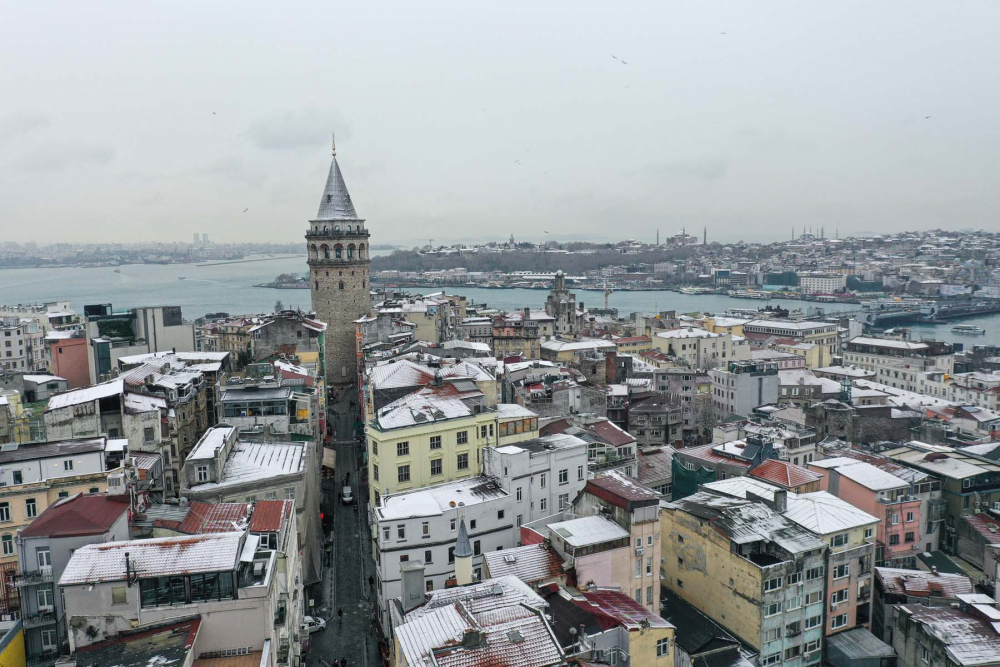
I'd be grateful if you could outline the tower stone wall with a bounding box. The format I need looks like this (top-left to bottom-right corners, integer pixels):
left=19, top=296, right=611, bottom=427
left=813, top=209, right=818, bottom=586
left=306, top=145, right=371, bottom=385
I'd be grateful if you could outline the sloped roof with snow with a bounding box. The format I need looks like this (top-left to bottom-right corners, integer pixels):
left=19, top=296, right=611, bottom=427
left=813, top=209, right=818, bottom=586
left=483, top=544, right=564, bottom=585
left=61, top=532, right=244, bottom=585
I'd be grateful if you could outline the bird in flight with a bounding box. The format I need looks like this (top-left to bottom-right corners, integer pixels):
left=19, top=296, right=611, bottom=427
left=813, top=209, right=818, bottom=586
left=925, top=116, right=932, bottom=119
left=720, top=32, right=727, bottom=35
left=243, top=208, right=249, bottom=213
left=213, top=111, right=217, bottom=115
left=611, top=55, right=628, bottom=65
left=514, top=160, right=522, bottom=165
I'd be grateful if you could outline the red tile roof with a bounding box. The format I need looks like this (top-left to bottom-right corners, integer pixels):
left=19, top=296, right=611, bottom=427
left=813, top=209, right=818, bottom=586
left=750, top=459, right=822, bottom=490
left=962, top=513, right=1000, bottom=543
left=21, top=494, right=129, bottom=538
left=153, top=501, right=249, bottom=534
left=584, top=419, right=635, bottom=447
left=249, top=499, right=293, bottom=533
left=576, top=589, right=672, bottom=630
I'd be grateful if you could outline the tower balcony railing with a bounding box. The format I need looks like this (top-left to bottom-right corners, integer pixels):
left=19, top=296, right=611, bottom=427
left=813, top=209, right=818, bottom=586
left=305, top=229, right=370, bottom=239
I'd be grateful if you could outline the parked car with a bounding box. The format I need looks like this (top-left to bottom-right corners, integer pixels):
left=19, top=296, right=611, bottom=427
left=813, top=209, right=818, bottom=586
left=341, top=485, right=354, bottom=504
left=303, top=616, right=327, bottom=634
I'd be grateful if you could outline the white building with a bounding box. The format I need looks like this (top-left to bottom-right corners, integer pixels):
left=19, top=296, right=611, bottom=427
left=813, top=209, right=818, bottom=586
left=652, top=329, right=750, bottom=369
left=59, top=531, right=300, bottom=665
left=484, top=433, right=590, bottom=527
left=799, top=273, right=847, bottom=294
left=709, top=360, right=780, bottom=417
left=373, top=476, right=511, bottom=628
left=0, top=437, right=107, bottom=487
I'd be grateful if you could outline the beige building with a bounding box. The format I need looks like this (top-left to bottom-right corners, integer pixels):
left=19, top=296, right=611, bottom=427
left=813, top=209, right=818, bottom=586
left=661, top=491, right=828, bottom=666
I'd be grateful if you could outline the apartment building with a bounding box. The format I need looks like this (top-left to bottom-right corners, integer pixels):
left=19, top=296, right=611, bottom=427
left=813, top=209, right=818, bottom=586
left=661, top=491, right=828, bottom=667
left=808, top=458, right=925, bottom=567
left=82, top=303, right=196, bottom=383
left=742, top=320, right=840, bottom=358
left=572, top=472, right=662, bottom=612
left=842, top=337, right=954, bottom=392
left=703, top=478, right=878, bottom=637
left=877, top=441, right=1000, bottom=554
left=15, top=493, right=130, bottom=662
left=182, top=425, right=322, bottom=587
left=652, top=329, right=750, bottom=369
left=492, top=312, right=541, bottom=359
left=366, top=380, right=498, bottom=508
left=373, top=477, right=511, bottom=627
left=483, top=433, right=589, bottom=528
left=59, top=531, right=300, bottom=665
left=0, top=437, right=117, bottom=612
left=710, top=361, right=780, bottom=417
left=627, top=393, right=683, bottom=447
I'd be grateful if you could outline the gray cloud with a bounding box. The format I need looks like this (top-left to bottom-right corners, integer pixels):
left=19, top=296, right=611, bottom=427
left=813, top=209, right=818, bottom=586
left=645, top=158, right=730, bottom=181
left=0, top=112, right=52, bottom=144
left=17, top=144, right=115, bottom=172
left=245, top=109, right=352, bottom=151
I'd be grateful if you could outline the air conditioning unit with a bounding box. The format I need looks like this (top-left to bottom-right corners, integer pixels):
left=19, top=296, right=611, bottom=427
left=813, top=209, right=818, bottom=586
left=635, top=547, right=644, bottom=555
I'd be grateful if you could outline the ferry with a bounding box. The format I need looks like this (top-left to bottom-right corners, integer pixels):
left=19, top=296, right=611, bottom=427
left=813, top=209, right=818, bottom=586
left=952, top=324, right=986, bottom=335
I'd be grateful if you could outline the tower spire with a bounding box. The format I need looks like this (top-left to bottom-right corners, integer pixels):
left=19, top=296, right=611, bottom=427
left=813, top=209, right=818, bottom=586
left=332, top=132, right=337, bottom=157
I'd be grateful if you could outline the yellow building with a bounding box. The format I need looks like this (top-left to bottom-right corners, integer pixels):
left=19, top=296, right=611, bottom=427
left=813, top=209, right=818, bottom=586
left=0, top=472, right=110, bottom=571
left=496, top=403, right=540, bottom=445
left=660, top=491, right=828, bottom=661
left=366, top=384, right=498, bottom=508
left=614, top=336, right=653, bottom=355
left=573, top=589, right=675, bottom=665
left=776, top=341, right=832, bottom=369
left=703, top=316, right=749, bottom=337
left=0, top=391, right=30, bottom=445
left=0, top=619, right=25, bottom=667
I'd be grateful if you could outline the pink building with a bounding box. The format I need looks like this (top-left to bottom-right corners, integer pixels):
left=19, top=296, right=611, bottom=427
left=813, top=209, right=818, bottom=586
left=809, top=457, right=924, bottom=568
left=46, top=331, right=90, bottom=389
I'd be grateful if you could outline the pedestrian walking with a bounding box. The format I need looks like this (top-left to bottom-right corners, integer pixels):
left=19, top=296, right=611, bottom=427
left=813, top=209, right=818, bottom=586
left=338, top=608, right=343, bottom=623
left=368, top=575, right=374, bottom=588
left=345, top=471, right=351, bottom=485
left=341, top=658, right=347, bottom=667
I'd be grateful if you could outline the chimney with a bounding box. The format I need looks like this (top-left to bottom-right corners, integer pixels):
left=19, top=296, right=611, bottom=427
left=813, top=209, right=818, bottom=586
left=400, top=561, right=426, bottom=612
left=773, top=489, right=788, bottom=513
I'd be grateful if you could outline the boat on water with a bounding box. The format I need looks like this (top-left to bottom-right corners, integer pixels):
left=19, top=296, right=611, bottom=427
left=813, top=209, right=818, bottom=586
left=178, top=276, right=187, bottom=280
left=952, top=324, right=986, bottom=335
left=728, top=290, right=769, bottom=300
left=113, top=268, right=121, bottom=274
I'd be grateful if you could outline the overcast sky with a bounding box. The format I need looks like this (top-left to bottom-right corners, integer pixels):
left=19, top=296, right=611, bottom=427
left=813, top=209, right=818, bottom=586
left=2, top=2, right=999, bottom=246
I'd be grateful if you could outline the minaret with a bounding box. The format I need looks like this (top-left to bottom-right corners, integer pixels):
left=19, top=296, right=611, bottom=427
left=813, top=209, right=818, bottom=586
left=703, top=227, right=707, bottom=245
left=454, top=517, right=474, bottom=585
left=306, top=136, right=371, bottom=385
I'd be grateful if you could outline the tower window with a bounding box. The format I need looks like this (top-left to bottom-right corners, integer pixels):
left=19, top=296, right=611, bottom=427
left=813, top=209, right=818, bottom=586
left=315, top=281, right=319, bottom=290
left=339, top=282, right=344, bottom=290
left=327, top=194, right=332, bottom=202
left=335, top=247, right=342, bottom=259
left=363, top=280, right=366, bottom=288
left=325, top=271, right=329, bottom=276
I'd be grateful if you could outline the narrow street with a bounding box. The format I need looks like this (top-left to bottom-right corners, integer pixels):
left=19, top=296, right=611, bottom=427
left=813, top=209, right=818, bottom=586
left=306, top=389, right=379, bottom=667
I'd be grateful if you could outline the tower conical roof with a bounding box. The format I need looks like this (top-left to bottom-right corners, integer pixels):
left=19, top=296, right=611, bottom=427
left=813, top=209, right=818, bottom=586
left=315, top=155, right=358, bottom=221
left=455, top=517, right=473, bottom=558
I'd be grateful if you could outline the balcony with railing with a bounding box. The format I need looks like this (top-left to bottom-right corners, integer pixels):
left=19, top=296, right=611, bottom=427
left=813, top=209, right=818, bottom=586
left=22, top=609, right=57, bottom=628
left=590, top=453, right=637, bottom=472
left=16, top=568, right=53, bottom=587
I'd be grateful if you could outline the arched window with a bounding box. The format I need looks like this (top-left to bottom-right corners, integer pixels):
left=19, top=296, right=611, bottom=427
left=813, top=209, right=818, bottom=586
left=347, top=225, right=352, bottom=233
left=310, top=244, right=318, bottom=259
left=347, top=244, right=355, bottom=259
left=334, top=225, right=341, bottom=232
left=339, top=282, right=345, bottom=290
left=321, top=244, right=330, bottom=259
left=323, top=226, right=328, bottom=233
left=335, top=245, right=343, bottom=259
left=359, top=243, right=366, bottom=259
left=315, top=281, right=319, bottom=290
